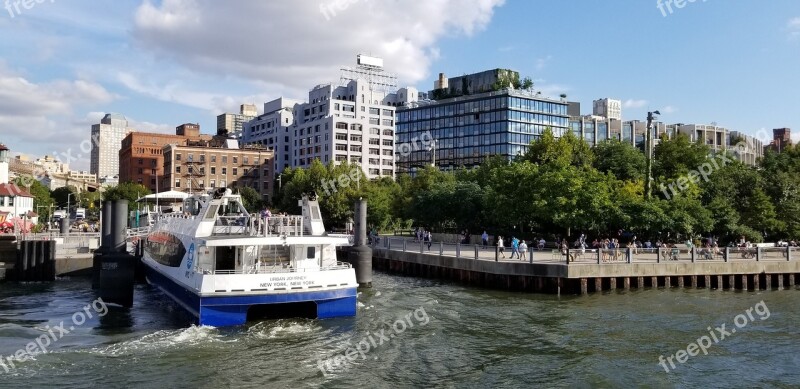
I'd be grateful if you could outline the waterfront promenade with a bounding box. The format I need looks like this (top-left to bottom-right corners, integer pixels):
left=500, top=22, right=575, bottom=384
left=373, top=236, right=800, bottom=294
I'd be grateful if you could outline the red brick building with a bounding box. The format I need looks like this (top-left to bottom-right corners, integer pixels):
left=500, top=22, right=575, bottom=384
left=119, top=124, right=211, bottom=192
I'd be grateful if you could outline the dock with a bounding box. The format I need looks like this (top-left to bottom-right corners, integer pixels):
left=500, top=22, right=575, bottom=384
left=373, top=238, right=800, bottom=294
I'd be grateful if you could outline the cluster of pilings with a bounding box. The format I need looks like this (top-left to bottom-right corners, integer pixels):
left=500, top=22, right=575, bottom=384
left=92, top=200, right=139, bottom=307
left=0, top=237, right=56, bottom=282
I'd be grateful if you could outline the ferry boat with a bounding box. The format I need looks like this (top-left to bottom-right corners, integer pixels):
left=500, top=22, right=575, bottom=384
left=141, top=189, right=357, bottom=327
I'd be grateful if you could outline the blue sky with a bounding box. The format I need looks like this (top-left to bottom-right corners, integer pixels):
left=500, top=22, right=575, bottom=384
left=0, top=0, right=798, bottom=171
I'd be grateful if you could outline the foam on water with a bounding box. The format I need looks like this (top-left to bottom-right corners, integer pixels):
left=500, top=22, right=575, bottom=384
left=86, top=325, right=231, bottom=357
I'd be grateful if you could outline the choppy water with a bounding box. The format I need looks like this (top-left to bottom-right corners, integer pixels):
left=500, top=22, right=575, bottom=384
left=0, top=273, right=798, bottom=388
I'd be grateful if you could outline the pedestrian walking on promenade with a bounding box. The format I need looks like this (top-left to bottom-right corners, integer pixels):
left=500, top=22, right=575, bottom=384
left=482, top=231, right=489, bottom=248
left=519, top=240, right=528, bottom=261
left=510, top=236, right=520, bottom=259
left=497, top=236, right=505, bottom=258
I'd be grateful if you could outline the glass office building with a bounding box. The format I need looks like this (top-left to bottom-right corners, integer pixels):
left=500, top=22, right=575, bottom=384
left=395, top=90, right=569, bottom=173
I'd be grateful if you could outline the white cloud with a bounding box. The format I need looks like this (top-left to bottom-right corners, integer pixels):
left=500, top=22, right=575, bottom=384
left=788, top=17, right=800, bottom=38
left=535, top=55, right=553, bottom=71
left=0, top=67, right=116, bottom=143
left=623, top=99, right=648, bottom=109
left=132, top=0, right=506, bottom=91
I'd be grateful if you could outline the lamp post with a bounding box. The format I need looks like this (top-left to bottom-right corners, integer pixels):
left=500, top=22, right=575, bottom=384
left=428, top=139, right=437, bottom=167
left=277, top=173, right=282, bottom=190
left=67, top=193, right=73, bottom=224
left=645, top=110, right=661, bottom=199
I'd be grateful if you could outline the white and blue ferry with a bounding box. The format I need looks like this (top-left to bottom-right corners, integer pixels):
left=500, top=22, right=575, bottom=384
left=141, top=189, right=357, bottom=327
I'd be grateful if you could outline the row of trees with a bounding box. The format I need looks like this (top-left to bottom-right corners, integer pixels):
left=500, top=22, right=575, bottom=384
left=274, top=129, right=799, bottom=244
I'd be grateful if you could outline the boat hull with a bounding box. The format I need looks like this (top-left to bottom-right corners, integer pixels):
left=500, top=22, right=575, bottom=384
left=143, top=261, right=358, bottom=327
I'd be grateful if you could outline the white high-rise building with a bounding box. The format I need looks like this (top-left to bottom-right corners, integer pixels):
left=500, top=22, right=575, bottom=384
left=593, top=98, right=622, bottom=121
left=90, top=113, right=132, bottom=180
left=243, top=55, right=418, bottom=179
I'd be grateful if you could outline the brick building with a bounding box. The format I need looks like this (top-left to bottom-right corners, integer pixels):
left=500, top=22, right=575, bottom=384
left=119, top=124, right=211, bottom=192
left=162, top=136, right=274, bottom=202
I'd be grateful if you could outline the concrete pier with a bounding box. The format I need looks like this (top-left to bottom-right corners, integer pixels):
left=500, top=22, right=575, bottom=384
left=373, top=239, right=800, bottom=295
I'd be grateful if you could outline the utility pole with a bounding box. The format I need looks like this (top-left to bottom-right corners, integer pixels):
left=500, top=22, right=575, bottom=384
left=645, top=110, right=660, bottom=199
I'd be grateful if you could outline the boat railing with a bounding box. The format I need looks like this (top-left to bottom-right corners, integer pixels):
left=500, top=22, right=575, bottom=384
left=254, top=216, right=305, bottom=237
left=213, top=215, right=251, bottom=235
left=203, top=261, right=352, bottom=275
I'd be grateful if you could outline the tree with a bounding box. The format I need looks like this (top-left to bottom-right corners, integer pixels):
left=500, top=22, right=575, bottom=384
left=13, top=176, right=54, bottom=224
left=239, top=187, right=263, bottom=213
left=521, top=77, right=533, bottom=90
left=592, top=139, right=647, bottom=182
left=52, top=186, right=78, bottom=211
left=103, top=182, right=151, bottom=213
left=653, top=134, right=710, bottom=182
left=524, top=128, right=593, bottom=170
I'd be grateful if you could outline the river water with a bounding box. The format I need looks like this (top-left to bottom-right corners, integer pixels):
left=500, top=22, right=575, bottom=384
left=0, top=273, right=798, bottom=388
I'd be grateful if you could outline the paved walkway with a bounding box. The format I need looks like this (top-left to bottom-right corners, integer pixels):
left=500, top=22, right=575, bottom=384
left=380, top=237, right=795, bottom=265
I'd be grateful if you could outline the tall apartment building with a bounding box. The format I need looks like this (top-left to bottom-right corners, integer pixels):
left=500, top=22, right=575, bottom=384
left=592, top=98, right=622, bottom=121
left=771, top=128, right=792, bottom=152
left=162, top=136, right=274, bottom=201
left=217, top=104, right=258, bottom=139
left=396, top=78, right=569, bottom=173
left=119, top=123, right=212, bottom=192
left=243, top=56, right=417, bottom=179
left=90, top=113, right=133, bottom=180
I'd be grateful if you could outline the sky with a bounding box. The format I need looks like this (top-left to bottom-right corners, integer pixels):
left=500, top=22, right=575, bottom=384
left=0, top=0, right=799, bottom=171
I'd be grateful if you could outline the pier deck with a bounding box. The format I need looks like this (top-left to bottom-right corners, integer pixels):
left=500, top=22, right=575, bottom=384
left=373, top=237, right=800, bottom=294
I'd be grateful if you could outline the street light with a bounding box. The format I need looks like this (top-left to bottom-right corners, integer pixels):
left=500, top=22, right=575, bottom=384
left=645, top=110, right=661, bottom=199
left=428, top=139, right=437, bottom=167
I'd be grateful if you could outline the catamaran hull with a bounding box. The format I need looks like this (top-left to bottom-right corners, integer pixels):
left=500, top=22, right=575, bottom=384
left=143, top=262, right=358, bottom=327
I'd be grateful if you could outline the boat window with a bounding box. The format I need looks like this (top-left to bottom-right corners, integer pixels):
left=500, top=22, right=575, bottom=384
left=306, top=246, right=315, bottom=259
left=311, top=204, right=321, bottom=220
left=204, top=204, right=219, bottom=219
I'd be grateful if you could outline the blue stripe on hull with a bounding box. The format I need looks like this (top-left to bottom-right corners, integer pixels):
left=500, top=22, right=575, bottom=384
left=143, top=262, right=357, bottom=327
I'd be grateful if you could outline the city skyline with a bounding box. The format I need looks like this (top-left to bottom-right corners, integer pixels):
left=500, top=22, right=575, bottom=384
left=1, top=0, right=799, bottom=169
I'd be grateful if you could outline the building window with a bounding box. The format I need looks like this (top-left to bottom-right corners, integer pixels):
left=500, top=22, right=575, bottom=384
left=336, top=122, right=347, bottom=130
left=222, top=168, right=227, bottom=175
left=138, top=158, right=143, bottom=165
left=211, top=155, right=216, bottom=162
left=176, top=154, right=181, bottom=161
left=176, top=166, right=181, bottom=173
left=211, top=167, right=216, bottom=174
left=222, top=156, right=228, bottom=163
left=175, top=180, right=180, bottom=188
left=233, top=168, right=238, bottom=175
left=233, top=157, right=238, bottom=164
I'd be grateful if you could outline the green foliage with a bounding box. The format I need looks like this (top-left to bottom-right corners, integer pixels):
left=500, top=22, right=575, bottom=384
left=52, top=186, right=78, bottom=210
left=103, top=182, right=151, bottom=213
left=593, top=139, right=647, bottom=181
left=239, top=187, right=263, bottom=213
left=13, top=176, right=54, bottom=223
left=271, top=139, right=800, bottom=243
